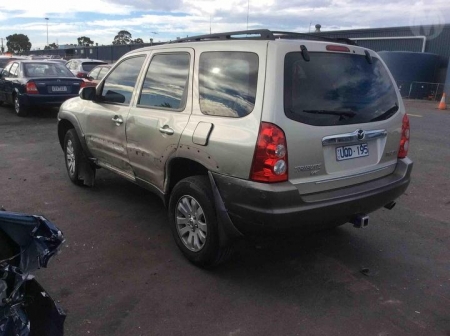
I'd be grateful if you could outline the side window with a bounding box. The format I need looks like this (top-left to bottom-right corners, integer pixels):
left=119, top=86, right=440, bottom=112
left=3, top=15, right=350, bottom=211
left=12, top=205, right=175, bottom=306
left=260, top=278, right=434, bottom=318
left=1, top=64, right=12, bottom=77
left=89, top=67, right=101, bottom=79
left=199, top=52, right=259, bottom=118
left=101, top=56, right=146, bottom=105
left=98, top=67, right=109, bottom=80
left=9, top=63, right=19, bottom=78
left=138, top=53, right=190, bottom=110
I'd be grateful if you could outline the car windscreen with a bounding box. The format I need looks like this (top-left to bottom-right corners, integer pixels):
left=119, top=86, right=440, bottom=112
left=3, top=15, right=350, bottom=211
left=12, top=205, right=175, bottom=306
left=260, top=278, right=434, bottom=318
left=24, top=63, right=74, bottom=77
left=284, top=52, right=399, bottom=126
left=82, top=62, right=106, bottom=72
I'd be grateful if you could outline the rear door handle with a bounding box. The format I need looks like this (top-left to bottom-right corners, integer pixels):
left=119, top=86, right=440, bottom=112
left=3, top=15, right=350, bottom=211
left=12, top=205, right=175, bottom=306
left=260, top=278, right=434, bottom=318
left=159, top=125, right=174, bottom=135
left=112, top=115, right=123, bottom=126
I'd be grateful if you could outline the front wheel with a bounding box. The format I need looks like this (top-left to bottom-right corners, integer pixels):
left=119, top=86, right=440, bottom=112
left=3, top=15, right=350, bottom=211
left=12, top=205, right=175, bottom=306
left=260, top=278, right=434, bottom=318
left=64, top=129, right=84, bottom=186
left=169, top=176, right=231, bottom=267
left=14, top=95, right=28, bottom=117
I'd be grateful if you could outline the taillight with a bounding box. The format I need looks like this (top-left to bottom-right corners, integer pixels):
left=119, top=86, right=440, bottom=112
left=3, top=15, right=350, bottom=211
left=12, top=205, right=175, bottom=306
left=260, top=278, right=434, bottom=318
left=250, top=122, right=288, bottom=183
left=398, top=114, right=410, bottom=158
left=80, top=81, right=86, bottom=89
left=26, top=81, right=38, bottom=94
left=76, top=72, right=85, bottom=78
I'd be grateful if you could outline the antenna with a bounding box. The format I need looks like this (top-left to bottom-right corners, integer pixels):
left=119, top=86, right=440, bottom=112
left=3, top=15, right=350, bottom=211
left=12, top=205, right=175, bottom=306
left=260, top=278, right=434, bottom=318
left=210, top=15, right=212, bottom=34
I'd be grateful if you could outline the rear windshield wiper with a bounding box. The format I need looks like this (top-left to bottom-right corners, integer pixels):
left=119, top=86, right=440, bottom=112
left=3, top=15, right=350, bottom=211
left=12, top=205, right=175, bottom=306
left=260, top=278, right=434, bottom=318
left=370, top=104, right=399, bottom=122
left=302, top=109, right=356, bottom=120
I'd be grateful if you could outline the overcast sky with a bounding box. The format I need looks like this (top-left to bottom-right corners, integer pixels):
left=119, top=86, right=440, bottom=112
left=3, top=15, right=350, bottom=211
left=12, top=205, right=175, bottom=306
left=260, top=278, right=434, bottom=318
left=0, top=0, right=449, bottom=50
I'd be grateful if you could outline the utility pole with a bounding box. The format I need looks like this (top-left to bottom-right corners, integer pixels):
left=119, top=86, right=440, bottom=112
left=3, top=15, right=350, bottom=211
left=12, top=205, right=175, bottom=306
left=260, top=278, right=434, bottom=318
left=45, top=17, right=49, bottom=46
left=0, top=38, right=4, bottom=54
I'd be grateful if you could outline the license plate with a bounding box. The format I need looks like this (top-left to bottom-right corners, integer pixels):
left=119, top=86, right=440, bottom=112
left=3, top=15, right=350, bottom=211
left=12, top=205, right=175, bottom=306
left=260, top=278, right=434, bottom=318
left=336, top=143, right=369, bottom=161
left=51, top=86, right=67, bottom=92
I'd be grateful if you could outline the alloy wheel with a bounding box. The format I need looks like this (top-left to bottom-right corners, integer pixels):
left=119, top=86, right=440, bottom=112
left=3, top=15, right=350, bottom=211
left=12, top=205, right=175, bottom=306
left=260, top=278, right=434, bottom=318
left=176, top=195, right=208, bottom=252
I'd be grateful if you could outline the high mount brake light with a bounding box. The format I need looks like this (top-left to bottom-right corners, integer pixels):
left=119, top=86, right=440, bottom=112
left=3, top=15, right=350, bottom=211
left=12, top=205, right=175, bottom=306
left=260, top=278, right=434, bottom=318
left=326, top=45, right=350, bottom=52
left=398, top=114, right=410, bottom=158
left=250, top=122, right=288, bottom=183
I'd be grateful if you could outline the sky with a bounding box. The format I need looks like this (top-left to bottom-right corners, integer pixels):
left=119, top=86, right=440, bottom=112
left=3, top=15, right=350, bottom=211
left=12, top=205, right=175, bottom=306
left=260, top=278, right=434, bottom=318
left=0, top=0, right=449, bottom=50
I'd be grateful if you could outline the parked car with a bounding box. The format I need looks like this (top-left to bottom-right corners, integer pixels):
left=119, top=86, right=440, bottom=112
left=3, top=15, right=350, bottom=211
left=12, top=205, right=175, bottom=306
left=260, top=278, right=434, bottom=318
left=57, top=30, right=412, bottom=267
left=65, top=59, right=107, bottom=78
left=83, top=64, right=112, bottom=87
left=0, top=60, right=85, bottom=116
left=0, top=56, right=27, bottom=73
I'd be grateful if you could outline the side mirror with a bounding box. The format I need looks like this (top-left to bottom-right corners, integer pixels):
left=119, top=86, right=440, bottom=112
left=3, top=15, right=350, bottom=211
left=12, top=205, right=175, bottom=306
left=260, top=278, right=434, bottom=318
left=79, top=87, right=96, bottom=101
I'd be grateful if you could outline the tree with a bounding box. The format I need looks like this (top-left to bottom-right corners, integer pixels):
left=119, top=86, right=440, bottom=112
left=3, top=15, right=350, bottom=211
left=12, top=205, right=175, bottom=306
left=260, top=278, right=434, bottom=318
left=133, top=38, right=144, bottom=44
left=112, top=30, right=132, bottom=45
left=44, top=42, right=58, bottom=50
left=6, top=34, right=32, bottom=54
left=77, top=36, right=94, bottom=46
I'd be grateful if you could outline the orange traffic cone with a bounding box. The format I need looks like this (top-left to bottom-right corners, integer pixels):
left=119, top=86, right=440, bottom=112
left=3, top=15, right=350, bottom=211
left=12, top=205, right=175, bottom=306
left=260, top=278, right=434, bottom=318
left=438, top=93, right=447, bottom=110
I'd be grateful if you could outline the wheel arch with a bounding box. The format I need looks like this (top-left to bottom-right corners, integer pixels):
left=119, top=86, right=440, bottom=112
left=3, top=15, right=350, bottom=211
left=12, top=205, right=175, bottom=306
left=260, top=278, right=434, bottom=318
left=57, top=113, right=92, bottom=157
left=165, top=157, right=209, bottom=197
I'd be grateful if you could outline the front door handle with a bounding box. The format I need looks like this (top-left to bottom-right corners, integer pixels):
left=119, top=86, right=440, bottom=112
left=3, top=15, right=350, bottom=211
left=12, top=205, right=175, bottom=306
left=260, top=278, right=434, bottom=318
left=112, top=115, right=123, bottom=126
left=159, top=125, right=174, bottom=135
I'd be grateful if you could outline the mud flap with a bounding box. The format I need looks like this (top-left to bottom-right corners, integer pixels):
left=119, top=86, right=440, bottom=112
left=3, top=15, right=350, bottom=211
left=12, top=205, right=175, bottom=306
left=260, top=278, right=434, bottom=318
left=78, top=155, right=96, bottom=187
left=208, top=172, right=243, bottom=247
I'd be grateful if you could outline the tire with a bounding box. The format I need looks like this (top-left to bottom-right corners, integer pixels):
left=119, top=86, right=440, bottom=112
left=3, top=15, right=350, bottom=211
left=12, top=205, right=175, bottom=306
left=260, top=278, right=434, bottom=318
left=64, top=129, right=85, bottom=186
left=169, top=176, right=232, bottom=268
left=14, top=94, right=28, bottom=117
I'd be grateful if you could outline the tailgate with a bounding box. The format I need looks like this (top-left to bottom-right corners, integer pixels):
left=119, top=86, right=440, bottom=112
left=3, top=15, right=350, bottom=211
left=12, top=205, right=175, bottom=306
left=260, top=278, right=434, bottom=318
left=264, top=41, right=404, bottom=195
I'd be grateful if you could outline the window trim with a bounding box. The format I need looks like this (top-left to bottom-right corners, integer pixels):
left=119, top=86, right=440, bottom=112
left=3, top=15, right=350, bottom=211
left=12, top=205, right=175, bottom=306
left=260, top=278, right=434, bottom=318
left=97, top=54, right=147, bottom=106
left=136, top=52, right=191, bottom=113
left=198, top=51, right=259, bottom=118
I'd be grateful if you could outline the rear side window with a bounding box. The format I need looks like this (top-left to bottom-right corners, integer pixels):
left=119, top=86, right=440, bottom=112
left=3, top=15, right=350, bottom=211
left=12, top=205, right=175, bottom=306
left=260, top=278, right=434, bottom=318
left=199, top=52, right=258, bottom=118
left=138, top=53, right=190, bottom=110
left=9, top=63, right=19, bottom=78
left=101, top=56, right=146, bottom=105
left=284, top=52, right=399, bottom=126
left=82, top=62, right=105, bottom=72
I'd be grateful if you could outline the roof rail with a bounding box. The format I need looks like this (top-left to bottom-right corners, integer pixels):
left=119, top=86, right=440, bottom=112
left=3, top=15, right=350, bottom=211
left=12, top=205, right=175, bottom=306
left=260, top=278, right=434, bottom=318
left=168, top=29, right=357, bottom=45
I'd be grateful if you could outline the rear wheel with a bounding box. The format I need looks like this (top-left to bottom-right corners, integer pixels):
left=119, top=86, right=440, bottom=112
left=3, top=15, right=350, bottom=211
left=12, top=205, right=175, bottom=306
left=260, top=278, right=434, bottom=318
left=169, top=176, right=231, bottom=267
left=14, top=94, right=28, bottom=117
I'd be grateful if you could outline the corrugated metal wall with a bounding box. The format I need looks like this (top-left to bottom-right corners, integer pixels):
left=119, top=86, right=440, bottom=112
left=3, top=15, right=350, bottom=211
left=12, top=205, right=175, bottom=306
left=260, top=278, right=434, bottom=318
left=317, top=24, right=450, bottom=58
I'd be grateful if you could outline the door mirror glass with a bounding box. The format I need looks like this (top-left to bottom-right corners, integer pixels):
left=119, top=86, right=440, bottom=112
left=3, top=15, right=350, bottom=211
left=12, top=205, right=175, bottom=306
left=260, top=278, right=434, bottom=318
left=79, top=87, right=96, bottom=101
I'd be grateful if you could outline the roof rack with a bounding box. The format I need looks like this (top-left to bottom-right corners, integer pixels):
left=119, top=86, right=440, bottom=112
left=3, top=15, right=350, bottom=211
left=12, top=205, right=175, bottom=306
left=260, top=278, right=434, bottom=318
left=168, top=29, right=357, bottom=46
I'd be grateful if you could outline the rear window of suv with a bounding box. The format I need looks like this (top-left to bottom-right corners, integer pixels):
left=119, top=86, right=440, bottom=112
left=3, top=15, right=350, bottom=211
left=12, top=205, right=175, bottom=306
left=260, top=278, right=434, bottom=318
left=284, top=52, right=399, bottom=126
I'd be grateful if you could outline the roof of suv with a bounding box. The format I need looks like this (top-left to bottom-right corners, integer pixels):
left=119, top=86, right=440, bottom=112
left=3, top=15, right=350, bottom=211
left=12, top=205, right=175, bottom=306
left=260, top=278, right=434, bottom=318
left=124, top=29, right=360, bottom=55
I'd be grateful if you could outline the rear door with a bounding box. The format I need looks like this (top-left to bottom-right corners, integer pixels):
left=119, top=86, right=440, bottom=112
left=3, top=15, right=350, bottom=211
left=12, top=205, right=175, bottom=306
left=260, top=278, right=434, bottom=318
left=83, top=54, right=147, bottom=178
left=0, top=63, right=13, bottom=103
left=3, top=63, right=19, bottom=103
left=264, top=41, right=404, bottom=194
left=126, top=49, right=193, bottom=190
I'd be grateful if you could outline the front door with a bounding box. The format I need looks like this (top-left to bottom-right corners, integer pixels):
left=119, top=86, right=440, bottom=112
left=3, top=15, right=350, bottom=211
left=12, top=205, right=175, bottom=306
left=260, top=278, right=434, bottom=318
left=84, top=54, right=147, bottom=178
left=126, top=49, right=194, bottom=190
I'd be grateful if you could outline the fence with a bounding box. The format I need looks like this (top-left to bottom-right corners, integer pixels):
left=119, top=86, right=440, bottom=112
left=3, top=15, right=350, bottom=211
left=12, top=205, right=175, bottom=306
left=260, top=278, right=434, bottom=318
left=397, top=81, right=445, bottom=101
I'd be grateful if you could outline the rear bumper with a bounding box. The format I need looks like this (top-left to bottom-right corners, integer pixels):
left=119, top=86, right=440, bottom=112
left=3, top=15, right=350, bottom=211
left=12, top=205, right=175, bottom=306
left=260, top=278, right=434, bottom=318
left=212, top=158, right=413, bottom=234
left=19, top=93, right=78, bottom=107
